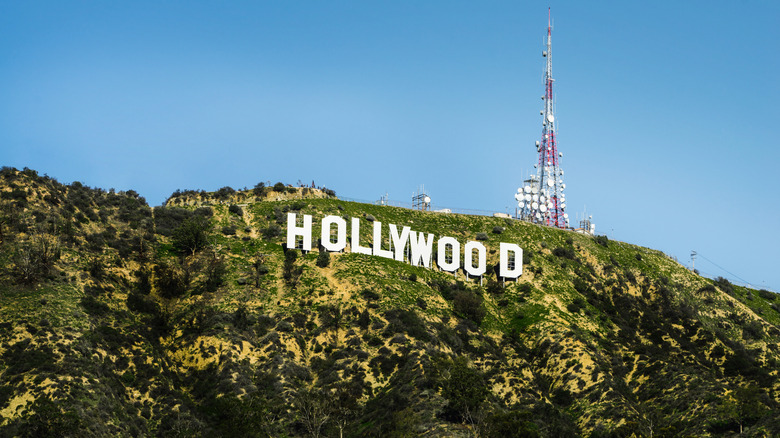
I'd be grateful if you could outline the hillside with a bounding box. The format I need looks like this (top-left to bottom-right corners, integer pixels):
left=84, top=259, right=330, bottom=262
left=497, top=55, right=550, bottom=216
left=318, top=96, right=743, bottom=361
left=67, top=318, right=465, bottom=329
left=1, top=166, right=779, bottom=437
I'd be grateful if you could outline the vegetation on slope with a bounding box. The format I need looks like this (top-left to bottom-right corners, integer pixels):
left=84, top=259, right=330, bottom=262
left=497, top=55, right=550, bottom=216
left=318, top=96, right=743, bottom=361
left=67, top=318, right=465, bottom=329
left=1, top=166, right=779, bottom=437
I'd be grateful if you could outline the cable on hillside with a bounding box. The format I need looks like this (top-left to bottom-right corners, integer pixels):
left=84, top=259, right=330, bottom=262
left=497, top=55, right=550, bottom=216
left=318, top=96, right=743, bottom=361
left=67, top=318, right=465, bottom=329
left=696, top=252, right=753, bottom=287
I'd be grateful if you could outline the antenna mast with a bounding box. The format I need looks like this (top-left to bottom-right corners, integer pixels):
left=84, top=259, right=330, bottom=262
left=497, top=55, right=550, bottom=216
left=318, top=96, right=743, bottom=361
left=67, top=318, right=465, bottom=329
left=515, top=8, right=569, bottom=228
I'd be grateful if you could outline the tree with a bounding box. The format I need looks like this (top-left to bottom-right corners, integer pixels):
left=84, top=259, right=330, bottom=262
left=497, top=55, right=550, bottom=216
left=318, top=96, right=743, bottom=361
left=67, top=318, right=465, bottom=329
left=718, top=385, right=768, bottom=435
left=294, top=388, right=330, bottom=438
left=11, top=234, right=60, bottom=285
left=172, top=216, right=210, bottom=255
left=442, top=356, right=489, bottom=432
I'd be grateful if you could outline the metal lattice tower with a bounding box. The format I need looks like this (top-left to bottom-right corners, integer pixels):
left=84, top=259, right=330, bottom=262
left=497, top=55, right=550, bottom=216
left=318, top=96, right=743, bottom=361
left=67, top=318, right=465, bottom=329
left=515, top=9, right=569, bottom=229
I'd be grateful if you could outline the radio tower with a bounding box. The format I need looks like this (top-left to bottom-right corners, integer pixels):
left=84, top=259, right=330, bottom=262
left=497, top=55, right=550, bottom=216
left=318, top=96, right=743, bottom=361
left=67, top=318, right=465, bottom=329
left=515, top=8, right=569, bottom=228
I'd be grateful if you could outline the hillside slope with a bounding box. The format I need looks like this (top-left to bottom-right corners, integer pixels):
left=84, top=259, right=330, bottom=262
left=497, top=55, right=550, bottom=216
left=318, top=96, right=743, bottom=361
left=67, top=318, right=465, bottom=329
left=1, top=167, right=779, bottom=437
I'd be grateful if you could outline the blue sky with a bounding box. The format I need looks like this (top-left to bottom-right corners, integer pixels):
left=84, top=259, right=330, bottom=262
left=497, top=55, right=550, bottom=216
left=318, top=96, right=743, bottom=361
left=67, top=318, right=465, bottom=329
left=2, top=1, right=778, bottom=290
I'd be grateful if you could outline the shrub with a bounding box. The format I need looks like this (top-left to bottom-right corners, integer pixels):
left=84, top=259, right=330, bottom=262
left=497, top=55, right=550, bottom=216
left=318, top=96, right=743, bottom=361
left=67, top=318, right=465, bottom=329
left=215, top=186, right=235, bottom=199
left=365, top=214, right=376, bottom=222
left=758, top=289, right=776, bottom=301
left=594, top=235, right=609, bottom=247
left=316, top=249, right=330, bottom=268
left=492, top=226, right=504, bottom=234
left=253, top=182, right=266, bottom=196
left=273, top=182, right=285, bottom=192
left=476, top=232, right=488, bottom=241
left=228, top=204, right=242, bottom=216
left=453, top=290, right=485, bottom=325
left=552, top=247, right=575, bottom=260
left=262, top=224, right=282, bottom=240
left=154, top=262, right=188, bottom=298
left=221, top=225, right=237, bottom=236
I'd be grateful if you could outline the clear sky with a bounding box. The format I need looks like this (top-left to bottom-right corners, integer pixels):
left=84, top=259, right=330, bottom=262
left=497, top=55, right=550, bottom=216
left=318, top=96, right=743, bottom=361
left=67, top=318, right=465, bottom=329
left=2, top=1, right=778, bottom=290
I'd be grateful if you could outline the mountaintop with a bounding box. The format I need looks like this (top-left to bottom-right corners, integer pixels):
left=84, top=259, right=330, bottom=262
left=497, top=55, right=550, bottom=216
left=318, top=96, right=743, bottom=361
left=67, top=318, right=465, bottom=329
left=1, top=166, right=779, bottom=437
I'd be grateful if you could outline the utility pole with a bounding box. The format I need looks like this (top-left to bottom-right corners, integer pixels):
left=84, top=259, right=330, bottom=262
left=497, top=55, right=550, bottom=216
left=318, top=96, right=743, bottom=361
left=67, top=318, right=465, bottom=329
left=691, top=251, right=697, bottom=271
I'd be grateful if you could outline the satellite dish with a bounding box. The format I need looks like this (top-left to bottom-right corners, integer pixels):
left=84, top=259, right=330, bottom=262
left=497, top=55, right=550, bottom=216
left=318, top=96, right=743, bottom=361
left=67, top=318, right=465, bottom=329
left=532, top=202, right=539, bottom=210
left=531, top=186, right=539, bottom=194
left=540, top=110, right=543, bottom=115
left=559, top=152, right=563, bottom=157
left=517, top=187, right=523, bottom=193
left=535, top=212, right=542, bottom=219
left=547, top=114, right=554, bottom=123
left=524, top=194, right=532, bottom=202
left=547, top=179, right=554, bottom=187
left=514, top=193, right=522, bottom=201
left=562, top=184, right=566, bottom=189
left=535, top=141, right=540, bottom=146
left=518, top=201, right=524, bottom=208
left=564, top=213, right=569, bottom=219
left=524, top=186, right=531, bottom=193
left=423, top=196, right=431, bottom=204
left=539, top=195, right=546, bottom=203
left=562, top=203, right=566, bottom=209
left=540, top=204, right=547, bottom=212
left=532, top=194, right=539, bottom=202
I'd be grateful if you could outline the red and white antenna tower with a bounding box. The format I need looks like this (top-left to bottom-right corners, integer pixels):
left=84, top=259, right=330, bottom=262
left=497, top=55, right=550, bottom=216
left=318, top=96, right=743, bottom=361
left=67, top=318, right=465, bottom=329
left=515, top=8, right=569, bottom=228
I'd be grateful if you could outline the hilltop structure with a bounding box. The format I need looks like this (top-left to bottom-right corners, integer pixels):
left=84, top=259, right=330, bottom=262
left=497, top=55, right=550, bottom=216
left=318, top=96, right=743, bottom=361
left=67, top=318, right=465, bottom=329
left=516, top=9, right=569, bottom=229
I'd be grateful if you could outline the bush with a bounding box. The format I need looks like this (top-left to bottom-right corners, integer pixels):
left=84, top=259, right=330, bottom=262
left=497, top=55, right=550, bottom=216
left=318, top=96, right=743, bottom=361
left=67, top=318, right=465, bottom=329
left=154, top=262, right=188, bottom=298
left=453, top=290, right=485, bottom=325
left=758, top=289, right=776, bottom=301
left=253, top=182, right=266, bottom=196
left=215, top=186, right=235, bottom=199
left=492, top=226, right=504, bottom=234
left=262, top=224, right=281, bottom=240
left=228, top=204, right=242, bottom=216
left=476, top=232, right=488, bottom=241
left=221, top=225, right=237, bottom=236
left=316, top=249, right=330, bottom=268
left=552, top=247, right=575, bottom=260
left=273, top=182, right=285, bottom=192
left=365, top=214, right=376, bottom=222
left=594, top=235, right=609, bottom=247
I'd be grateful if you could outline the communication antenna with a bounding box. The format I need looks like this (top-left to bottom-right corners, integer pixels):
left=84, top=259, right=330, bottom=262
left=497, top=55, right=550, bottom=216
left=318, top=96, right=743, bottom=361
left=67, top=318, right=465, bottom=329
left=412, top=185, right=431, bottom=211
left=514, top=8, right=569, bottom=229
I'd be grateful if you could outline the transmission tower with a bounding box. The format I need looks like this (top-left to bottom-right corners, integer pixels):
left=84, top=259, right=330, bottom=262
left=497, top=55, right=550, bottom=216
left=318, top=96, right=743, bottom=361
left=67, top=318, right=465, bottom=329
left=515, top=9, right=569, bottom=229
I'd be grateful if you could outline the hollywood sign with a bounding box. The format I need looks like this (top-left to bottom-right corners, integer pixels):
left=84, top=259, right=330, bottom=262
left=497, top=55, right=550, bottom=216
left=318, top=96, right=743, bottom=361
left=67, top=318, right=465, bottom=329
left=287, top=213, right=523, bottom=279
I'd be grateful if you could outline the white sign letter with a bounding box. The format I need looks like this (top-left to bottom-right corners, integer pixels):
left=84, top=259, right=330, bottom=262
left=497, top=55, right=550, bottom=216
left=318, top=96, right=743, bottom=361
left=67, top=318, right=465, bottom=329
left=286, top=212, right=312, bottom=251
left=372, top=221, right=394, bottom=259
left=499, top=242, right=523, bottom=279
left=409, top=230, right=434, bottom=268
left=436, top=236, right=460, bottom=272
left=389, top=223, right=411, bottom=262
left=321, top=215, right=347, bottom=252
left=351, top=217, right=372, bottom=255
left=464, top=241, right=486, bottom=277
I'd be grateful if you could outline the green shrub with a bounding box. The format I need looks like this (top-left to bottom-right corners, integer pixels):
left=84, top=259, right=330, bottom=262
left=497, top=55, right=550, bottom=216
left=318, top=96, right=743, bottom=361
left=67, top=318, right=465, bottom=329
left=552, top=247, right=575, bottom=260
left=273, top=182, right=285, bottom=192
left=316, top=249, right=330, bottom=268
left=228, top=204, right=242, bottom=216
left=492, top=226, right=504, bottom=234
left=594, top=235, right=609, bottom=247
left=453, top=290, right=485, bottom=325
left=476, top=232, right=488, bottom=241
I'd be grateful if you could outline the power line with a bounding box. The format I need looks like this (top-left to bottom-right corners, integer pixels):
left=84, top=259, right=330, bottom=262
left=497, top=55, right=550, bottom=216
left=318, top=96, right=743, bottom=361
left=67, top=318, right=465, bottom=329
left=695, top=252, right=753, bottom=287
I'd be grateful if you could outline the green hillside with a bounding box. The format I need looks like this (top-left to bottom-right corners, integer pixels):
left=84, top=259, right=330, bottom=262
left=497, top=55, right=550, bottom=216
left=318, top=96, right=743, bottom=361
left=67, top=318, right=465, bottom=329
left=1, top=166, right=779, bottom=437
